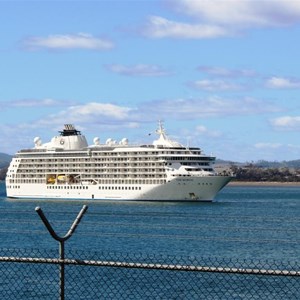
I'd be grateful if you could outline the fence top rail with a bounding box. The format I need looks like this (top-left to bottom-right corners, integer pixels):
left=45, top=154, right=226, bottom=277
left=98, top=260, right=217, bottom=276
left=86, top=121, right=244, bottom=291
left=1, top=256, right=299, bottom=277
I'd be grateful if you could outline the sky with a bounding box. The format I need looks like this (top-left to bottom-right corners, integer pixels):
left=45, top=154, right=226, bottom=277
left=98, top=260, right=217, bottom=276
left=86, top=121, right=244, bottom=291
left=1, top=0, right=300, bottom=162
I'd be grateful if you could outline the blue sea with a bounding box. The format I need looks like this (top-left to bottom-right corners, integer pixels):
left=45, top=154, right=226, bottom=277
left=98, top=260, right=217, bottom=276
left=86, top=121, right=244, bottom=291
left=1, top=182, right=300, bottom=299
left=0, top=181, right=299, bottom=261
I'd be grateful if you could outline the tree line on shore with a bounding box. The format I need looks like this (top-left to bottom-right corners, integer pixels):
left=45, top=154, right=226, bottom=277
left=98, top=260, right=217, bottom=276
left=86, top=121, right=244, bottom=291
left=230, top=164, right=300, bottom=182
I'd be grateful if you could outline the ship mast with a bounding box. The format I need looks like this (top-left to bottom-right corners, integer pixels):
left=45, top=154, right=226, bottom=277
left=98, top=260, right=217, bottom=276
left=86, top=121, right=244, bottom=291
left=156, top=120, right=167, bottom=140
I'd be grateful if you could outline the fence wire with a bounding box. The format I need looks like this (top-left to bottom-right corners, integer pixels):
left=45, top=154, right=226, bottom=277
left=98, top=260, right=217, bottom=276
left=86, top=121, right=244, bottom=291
left=0, top=248, right=299, bottom=300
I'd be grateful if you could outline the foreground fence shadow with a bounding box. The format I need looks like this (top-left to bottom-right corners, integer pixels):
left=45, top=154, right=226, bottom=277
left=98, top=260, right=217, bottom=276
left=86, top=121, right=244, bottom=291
left=0, top=248, right=299, bottom=299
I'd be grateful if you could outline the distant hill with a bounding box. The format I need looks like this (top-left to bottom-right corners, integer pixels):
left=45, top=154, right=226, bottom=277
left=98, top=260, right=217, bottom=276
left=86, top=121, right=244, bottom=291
left=254, top=159, right=300, bottom=169
left=0, top=153, right=12, bottom=180
left=0, top=153, right=12, bottom=168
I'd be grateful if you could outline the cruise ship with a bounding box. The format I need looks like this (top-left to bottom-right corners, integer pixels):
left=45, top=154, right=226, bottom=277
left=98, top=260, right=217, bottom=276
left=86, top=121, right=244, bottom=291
left=6, top=123, right=233, bottom=201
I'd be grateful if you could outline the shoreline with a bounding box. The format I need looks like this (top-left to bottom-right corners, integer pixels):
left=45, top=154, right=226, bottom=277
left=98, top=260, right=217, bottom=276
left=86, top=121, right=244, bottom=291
left=228, top=181, right=300, bottom=187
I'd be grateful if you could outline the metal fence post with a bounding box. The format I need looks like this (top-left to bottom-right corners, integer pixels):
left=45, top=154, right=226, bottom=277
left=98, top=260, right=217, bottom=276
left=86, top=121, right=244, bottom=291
left=35, top=205, right=88, bottom=300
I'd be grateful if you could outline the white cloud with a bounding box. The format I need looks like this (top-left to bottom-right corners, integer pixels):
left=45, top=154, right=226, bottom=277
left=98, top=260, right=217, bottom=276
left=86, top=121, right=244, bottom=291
left=0, top=102, right=139, bottom=153
left=253, top=142, right=300, bottom=161
left=266, top=77, right=300, bottom=89
left=54, top=102, right=132, bottom=123
left=189, top=79, right=242, bottom=91
left=5, top=97, right=279, bottom=141
left=16, top=102, right=134, bottom=130
left=2, top=97, right=282, bottom=133
left=11, top=98, right=59, bottom=107
left=195, top=125, right=221, bottom=137
left=0, top=101, right=139, bottom=152
left=254, top=142, right=282, bottom=149
left=24, top=33, right=114, bottom=51
left=197, top=66, right=256, bottom=78
left=170, top=0, right=300, bottom=27
left=143, top=0, right=300, bottom=39
left=143, top=16, right=229, bottom=39
left=271, top=115, right=300, bottom=130
left=0, top=97, right=285, bottom=156
left=0, top=98, right=61, bottom=111
left=142, top=96, right=280, bottom=119
left=104, top=64, right=172, bottom=77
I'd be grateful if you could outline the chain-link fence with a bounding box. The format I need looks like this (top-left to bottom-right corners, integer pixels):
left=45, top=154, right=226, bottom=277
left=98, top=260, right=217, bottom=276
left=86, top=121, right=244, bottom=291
left=0, top=248, right=299, bottom=299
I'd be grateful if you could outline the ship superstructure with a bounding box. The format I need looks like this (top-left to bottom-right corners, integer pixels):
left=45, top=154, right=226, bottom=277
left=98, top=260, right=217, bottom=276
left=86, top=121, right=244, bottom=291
left=6, top=123, right=232, bottom=201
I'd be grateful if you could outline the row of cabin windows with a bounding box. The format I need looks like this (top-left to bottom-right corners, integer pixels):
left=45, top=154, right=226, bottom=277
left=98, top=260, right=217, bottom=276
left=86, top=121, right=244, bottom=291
left=9, top=178, right=166, bottom=185
left=8, top=179, right=45, bottom=184
left=46, top=185, right=143, bottom=190
left=18, top=153, right=205, bottom=164
left=20, top=157, right=162, bottom=163
left=99, top=186, right=141, bottom=190
left=47, top=185, right=88, bottom=190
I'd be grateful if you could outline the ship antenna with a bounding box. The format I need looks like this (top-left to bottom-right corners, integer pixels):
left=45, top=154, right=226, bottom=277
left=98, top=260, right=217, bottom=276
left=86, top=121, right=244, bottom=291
left=156, top=120, right=165, bottom=136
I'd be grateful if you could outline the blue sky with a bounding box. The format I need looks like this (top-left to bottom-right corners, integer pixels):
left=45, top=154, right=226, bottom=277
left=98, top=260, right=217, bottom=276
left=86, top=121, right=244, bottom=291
left=1, top=0, right=300, bottom=162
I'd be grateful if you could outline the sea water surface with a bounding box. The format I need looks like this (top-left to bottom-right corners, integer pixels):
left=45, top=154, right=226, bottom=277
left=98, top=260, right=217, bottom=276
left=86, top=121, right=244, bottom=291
left=0, top=182, right=299, bottom=262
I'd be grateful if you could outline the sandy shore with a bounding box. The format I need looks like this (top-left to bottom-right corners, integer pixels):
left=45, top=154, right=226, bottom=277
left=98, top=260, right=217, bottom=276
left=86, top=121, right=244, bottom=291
left=228, top=181, right=300, bottom=187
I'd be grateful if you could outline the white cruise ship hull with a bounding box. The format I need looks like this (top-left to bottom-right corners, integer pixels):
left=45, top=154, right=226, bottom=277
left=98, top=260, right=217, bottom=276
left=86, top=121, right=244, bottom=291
left=6, top=175, right=231, bottom=202
left=6, top=123, right=233, bottom=202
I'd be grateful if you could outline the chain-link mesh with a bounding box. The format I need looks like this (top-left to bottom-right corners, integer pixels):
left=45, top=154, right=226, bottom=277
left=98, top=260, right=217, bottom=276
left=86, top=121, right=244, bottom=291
left=0, top=248, right=299, bottom=299
left=0, top=249, right=57, bottom=299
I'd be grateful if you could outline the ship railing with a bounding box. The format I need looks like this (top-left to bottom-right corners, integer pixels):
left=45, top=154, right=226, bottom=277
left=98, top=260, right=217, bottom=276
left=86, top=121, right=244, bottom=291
left=19, top=149, right=47, bottom=153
